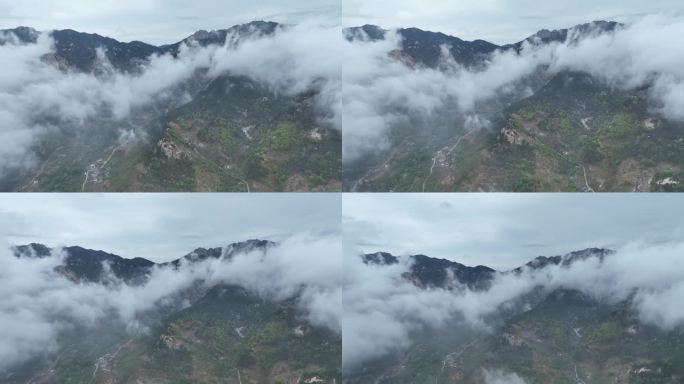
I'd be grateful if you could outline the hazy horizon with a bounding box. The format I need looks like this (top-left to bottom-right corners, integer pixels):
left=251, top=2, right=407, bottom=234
left=343, top=0, right=684, bottom=44
left=0, top=0, right=340, bottom=44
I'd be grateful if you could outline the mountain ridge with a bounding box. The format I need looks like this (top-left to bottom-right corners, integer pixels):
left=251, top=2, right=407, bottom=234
left=344, top=20, right=620, bottom=69
left=1, top=20, right=280, bottom=47
left=1, top=21, right=281, bottom=73
left=11, top=239, right=275, bottom=284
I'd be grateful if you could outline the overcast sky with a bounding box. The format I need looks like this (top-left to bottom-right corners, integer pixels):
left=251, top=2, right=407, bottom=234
left=344, top=194, right=684, bottom=270
left=343, top=0, right=684, bottom=44
left=0, top=0, right=340, bottom=44
left=0, top=194, right=340, bottom=262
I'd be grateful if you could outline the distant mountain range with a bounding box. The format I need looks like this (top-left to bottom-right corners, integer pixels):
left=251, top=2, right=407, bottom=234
left=361, top=247, right=612, bottom=289
left=5, top=240, right=341, bottom=384
left=344, top=21, right=619, bottom=68
left=0, top=21, right=341, bottom=192
left=350, top=248, right=684, bottom=383
left=2, top=22, right=280, bottom=73
left=12, top=239, right=274, bottom=286
left=344, top=20, right=684, bottom=192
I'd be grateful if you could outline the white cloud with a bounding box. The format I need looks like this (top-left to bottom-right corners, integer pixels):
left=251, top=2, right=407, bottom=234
left=484, top=369, right=529, bottom=384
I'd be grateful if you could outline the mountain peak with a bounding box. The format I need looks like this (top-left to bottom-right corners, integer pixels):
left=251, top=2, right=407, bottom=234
left=0, top=26, right=39, bottom=44
left=361, top=251, right=495, bottom=289
left=521, top=20, right=620, bottom=47
left=12, top=242, right=51, bottom=258
left=362, top=251, right=398, bottom=265
left=11, top=240, right=275, bottom=283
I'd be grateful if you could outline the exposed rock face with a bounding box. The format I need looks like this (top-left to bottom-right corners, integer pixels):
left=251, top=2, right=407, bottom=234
left=501, top=127, right=524, bottom=145
left=158, top=138, right=183, bottom=159
left=503, top=332, right=524, bottom=347
left=159, top=334, right=183, bottom=350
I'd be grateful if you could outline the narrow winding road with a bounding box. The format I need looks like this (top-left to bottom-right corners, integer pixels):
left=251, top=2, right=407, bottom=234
left=422, top=130, right=475, bottom=192
left=81, top=144, right=125, bottom=192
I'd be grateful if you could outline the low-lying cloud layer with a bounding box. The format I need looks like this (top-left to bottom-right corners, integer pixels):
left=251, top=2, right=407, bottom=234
left=343, top=241, right=684, bottom=370
left=342, top=14, right=684, bottom=163
left=0, top=233, right=341, bottom=371
left=0, top=21, right=340, bottom=177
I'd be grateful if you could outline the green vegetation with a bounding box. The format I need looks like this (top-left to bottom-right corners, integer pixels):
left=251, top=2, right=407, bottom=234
left=16, top=73, right=340, bottom=192
left=586, top=321, right=622, bottom=344
left=598, top=112, right=640, bottom=139
left=512, top=173, right=539, bottom=192
left=40, top=167, right=83, bottom=192
left=28, top=286, right=342, bottom=384
left=260, top=122, right=304, bottom=151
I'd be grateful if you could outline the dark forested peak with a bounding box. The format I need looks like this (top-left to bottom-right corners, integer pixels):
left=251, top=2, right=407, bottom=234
left=346, top=24, right=499, bottom=68
left=567, top=20, right=621, bottom=36
left=409, top=254, right=495, bottom=289
left=561, top=247, right=614, bottom=265
left=180, top=21, right=279, bottom=46
left=522, top=255, right=563, bottom=270
left=2, top=21, right=281, bottom=73
left=1, top=26, right=160, bottom=72
left=344, top=24, right=388, bottom=41
left=398, top=27, right=462, bottom=45
left=12, top=243, right=154, bottom=283
left=224, top=238, right=275, bottom=256
left=361, top=251, right=495, bottom=289
left=503, top=20, right=622, bottom=52
left=169, top=239, right=275, bottom=267
left=0, top=26, right=39, bottom=44
left=515, top=247, right=614, bottom=273
left=12, top=242, right=52, bottom=258
left=10, top=239, right=275, bottom=284
left=363, top=248, right=615, bottom=289
left=397, top=27, right=499, bottom=67
left=47, top=29, right=160, bottom=72
left=229, top=20, right=280, bottom=35
left=177, top=246, right=224, bottom=263
left=362, top=251, right=399, bottom=265
left=158, top=21, right=280, bottom=58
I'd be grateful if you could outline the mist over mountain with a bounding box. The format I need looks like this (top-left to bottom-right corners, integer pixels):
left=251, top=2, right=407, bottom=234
left=344, top=243, right=684, bottom=383
left=0, top=20, right=341, bottom=192
left=1, top=235, right=341, bottom=383
left=343, top=15, right=684, bottom=192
